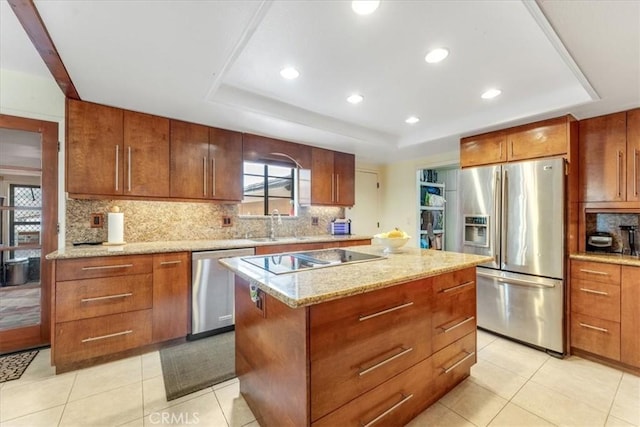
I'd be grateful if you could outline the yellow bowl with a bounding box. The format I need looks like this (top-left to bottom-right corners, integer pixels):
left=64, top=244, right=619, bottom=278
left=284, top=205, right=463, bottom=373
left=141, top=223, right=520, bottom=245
left=373, top=235, right=410, bottom=253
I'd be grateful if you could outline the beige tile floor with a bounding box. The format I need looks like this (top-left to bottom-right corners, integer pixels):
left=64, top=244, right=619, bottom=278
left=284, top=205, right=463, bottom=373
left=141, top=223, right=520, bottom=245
left=0, top=329, right=638, bottom=427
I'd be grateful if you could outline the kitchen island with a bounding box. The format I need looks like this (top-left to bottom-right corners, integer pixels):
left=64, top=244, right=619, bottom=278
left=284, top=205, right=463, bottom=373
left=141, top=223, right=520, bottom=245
left=220, top=246, right=492, bottom=427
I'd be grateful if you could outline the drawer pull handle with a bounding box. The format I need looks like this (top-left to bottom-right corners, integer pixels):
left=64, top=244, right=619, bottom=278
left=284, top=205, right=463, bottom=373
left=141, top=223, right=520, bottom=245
left=81, top=292, right=133, bottom=303
left=443, top=351, right=476, bottom=374
left=579, top=322, right=609, bottom=333
left=359, top=302, right=414, bottom=322
left=579, top=288, right=609, bottom=296
left=360, top=393, right=413, bottom=427
left=441, top=316, right=475, bottom=333
left=359, top=347, right=414, bottom=376
left=159, top=260, right=182, bottom=265
left=440, top=280, right=475, bottom=293
left=81, top=264, right=134, bottom=271
left=579, top=269, right=609, bottom=276
left=81, top=330, right=133, bottom=343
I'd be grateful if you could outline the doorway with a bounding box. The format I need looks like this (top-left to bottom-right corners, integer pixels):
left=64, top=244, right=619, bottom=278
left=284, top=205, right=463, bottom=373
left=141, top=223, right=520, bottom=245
left=0, top=114, right=58, bottom=354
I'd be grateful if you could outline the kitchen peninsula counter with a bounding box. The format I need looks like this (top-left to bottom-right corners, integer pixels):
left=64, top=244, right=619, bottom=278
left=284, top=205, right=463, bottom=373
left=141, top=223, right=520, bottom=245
left=45, top=234, right=372, bottom=260
left=570, top=252, right=640, bottom=267
left=220, top=246, right=491, bottom=308
left=222, top=247, right=492, bottom=427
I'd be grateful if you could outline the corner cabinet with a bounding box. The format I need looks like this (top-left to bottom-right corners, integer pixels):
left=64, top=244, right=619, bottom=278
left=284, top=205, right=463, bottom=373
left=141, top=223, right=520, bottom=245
left=418, top=182, right=445, bottom=250
left=311, top=148, right=355, bottom=206
left=66, top=99, right=170, bottom=198
left=169, top=121, right=243, bottom=202
left=66, top=99, right=123, bottom=196
left=52, top=253, right=189, bottom=373
left=579, top=109, right=640, bottom=205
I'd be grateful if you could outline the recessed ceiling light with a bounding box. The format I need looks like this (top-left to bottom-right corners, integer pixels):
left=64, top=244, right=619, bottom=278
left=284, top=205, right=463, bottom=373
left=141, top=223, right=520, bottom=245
left=425, top=48, right=449, bottom=64
left=352, top=1, right=380, bottom=15
left=347, top=94, right=364, bottom=104
left=481, top=88, right=502, bottom=99
left=405, top=116, right=420, bottom=124
left=280, top=67, right=300, bottom=80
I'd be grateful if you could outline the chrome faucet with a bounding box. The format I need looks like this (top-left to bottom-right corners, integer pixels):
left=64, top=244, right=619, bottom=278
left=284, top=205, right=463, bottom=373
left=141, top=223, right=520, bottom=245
left=269, top=209, right=282, bottom=240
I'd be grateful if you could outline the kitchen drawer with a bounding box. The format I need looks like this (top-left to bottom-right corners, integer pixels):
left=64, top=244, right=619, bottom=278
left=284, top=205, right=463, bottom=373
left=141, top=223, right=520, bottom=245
left=55, top=274, right=153, bottom=323
left=571, top=312, right=620, bottom=361
left=310, top=315, right=431, bottom=421
left=571, top=260, right=621, bottom=285
left=432, top=332, right=476, bottom=396
left=432, top=268, right=476, bottom=352
left=310, top=277, right=431, bottom=361
left=312, top=356, right=434, bottom=427
left=54, top=309, right=152, bottom=365
left=57, top=255, right=152, bottom=281
left=571, top=278, right=621, bottom=322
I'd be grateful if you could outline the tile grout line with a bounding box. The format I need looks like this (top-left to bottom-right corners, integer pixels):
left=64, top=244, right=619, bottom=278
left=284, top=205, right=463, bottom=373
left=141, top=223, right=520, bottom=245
left=212, top=385, right=231, bottom=427
left=604, top=372, right=625, bottom=423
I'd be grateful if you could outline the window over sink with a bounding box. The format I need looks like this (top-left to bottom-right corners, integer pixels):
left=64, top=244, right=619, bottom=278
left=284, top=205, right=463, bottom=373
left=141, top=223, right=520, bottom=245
left=239, top=161, right=299, bottom=216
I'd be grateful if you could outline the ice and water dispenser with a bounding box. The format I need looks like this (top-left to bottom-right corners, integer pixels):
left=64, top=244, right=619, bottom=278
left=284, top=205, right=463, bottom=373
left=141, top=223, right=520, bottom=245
left=463, top=215, right=489, bottom=248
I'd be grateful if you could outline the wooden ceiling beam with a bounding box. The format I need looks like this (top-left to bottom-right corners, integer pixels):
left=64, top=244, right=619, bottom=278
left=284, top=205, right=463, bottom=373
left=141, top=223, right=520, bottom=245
left=8, top=0, right=80, bottom=100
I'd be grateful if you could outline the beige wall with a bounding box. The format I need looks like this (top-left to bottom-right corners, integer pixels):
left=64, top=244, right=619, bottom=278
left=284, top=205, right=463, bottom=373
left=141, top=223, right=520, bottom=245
left=0, top=69, right=66, bottom=250
left=379, top=151, right=459, bottom=248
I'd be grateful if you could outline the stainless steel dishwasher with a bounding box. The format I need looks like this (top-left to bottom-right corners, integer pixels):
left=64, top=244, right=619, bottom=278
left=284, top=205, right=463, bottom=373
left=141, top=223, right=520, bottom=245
left=189, top=248, right=255, bottom=340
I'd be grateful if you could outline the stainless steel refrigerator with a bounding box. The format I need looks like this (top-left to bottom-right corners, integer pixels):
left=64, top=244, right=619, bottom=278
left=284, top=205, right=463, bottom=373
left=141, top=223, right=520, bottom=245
left=460, top=157, right=565, bottom=354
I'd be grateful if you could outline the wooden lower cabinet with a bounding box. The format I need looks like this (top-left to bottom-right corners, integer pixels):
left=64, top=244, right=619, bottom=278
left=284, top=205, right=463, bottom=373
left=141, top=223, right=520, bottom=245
left=570, top=260, right=639, bottom=371
left=621, top=266, right=640, bottom=367
left=236, top=267, right=477, bottom=427
left=53, top=252, right=189, bottom=371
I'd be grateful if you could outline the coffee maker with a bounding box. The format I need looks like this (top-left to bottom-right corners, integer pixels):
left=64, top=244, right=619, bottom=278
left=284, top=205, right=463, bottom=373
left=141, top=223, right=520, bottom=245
left=619, top=225, right=637, bottom=256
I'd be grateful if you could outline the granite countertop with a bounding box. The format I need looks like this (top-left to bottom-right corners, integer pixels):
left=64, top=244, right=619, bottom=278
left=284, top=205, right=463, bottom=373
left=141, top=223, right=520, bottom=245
left=45, top=235, right=372, bottom=260
left=219, top=246, right=493, bottom=308
left=570, top=252, right=640, bottom=267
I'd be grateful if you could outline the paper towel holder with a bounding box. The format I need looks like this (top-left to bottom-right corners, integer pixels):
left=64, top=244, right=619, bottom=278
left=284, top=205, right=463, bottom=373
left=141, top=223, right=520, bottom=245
left=103, top=206, right=126, bottom=246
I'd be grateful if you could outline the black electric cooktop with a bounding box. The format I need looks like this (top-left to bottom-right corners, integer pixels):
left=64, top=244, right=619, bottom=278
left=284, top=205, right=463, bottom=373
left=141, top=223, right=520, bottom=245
left=241, top=248, right=383, bottom=275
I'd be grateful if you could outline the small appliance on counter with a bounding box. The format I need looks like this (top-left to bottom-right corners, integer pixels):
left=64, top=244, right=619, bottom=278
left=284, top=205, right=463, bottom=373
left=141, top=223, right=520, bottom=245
left=586, top=231, right=614, bottom=253
left=619, top=225, right=637, bottom=255
left=331, top=218, right=351, bottom=235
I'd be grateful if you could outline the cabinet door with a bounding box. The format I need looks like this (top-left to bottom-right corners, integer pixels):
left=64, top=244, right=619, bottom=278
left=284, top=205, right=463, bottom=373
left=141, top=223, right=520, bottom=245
left=123, top=111, right=170, bottom=197
left=508, top=117, right=568, bottom=161
left=66, top=99, right=123, bottom=196
left=170, top=120, right=210, bottom=199
left=621, top=266, right=640, bottom=367
left=210, top=127, right=243, bottom=201
left=579, top=112, right=627, bottom=202
left=460, top=131, right=507, bottom=168
left=626, top=109, right=640, bottom=203
left=152, top=252, right=189, bottom=342
left=311, top=147, right=335, bottom=205
left=334, top=152, right=355, bottom=206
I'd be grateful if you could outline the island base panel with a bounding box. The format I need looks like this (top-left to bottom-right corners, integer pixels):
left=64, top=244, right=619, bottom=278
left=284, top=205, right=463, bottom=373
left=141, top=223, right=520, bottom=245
left=235, top=277, right=310, bottom=427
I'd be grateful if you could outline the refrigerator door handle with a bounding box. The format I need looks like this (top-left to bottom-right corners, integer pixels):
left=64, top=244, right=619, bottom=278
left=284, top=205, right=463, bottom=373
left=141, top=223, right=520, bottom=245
left=493, top=170, right=501, bottom=265
left=501, top=169, right=508, bottom=267
left=477, top=271, right=556, bottom=289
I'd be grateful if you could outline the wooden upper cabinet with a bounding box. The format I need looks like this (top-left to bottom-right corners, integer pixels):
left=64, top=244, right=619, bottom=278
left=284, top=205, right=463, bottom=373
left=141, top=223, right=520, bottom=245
left=507, top=117, right=568, bottom=161
left=123, top=111, right=170, bottom=197
left=460, top=131, right=507, bottom=168
left=579, top=112, right=628, bottom=202
left=333, top=151, right=355, bottom=206
left=209, top=127, right=243, bottom=201
left=170, top=120, right=210, bottom=199
left=310, top=148, right=355, bottom=206
left=66, top=99, right=124, bottom=196
left=626, top=108, right=640, bottom=203
left=311, top=148, right=334, bottom=205
left=242, top=133, right=311, bottom=169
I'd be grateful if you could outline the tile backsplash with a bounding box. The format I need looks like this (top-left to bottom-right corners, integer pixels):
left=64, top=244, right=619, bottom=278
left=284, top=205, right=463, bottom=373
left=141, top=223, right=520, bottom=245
left=66, top=199, right=344, bottom=246
left=586, top=213, right=639, bottom=253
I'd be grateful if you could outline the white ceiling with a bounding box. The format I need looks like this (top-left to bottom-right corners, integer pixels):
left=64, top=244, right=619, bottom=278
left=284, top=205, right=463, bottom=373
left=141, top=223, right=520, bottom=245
left=1, top=0, right=639, bottom=164
left=0, top=128, right=42, bottom=175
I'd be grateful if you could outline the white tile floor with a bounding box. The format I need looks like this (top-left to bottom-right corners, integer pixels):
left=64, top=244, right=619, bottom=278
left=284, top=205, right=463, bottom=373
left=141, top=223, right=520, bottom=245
left=0, top=329, right=638, bottom=427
